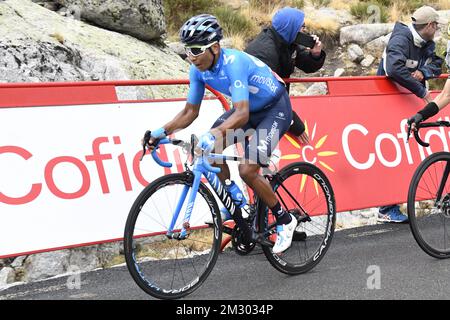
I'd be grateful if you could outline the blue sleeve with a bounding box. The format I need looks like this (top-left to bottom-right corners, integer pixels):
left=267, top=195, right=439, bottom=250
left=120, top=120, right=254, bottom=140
left=385, top=36, right=427, bottom=98
left=187, top=65, right=205, bottom=105
left=418, top=53, right=443, bottom=79
left=226, top=56, right=250, bottom=104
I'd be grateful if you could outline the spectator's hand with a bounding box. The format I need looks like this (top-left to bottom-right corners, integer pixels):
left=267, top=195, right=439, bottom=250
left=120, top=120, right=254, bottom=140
left=411, top=70, right=424, bottom=82
left=310, top=35, right=322, bottom=58
left=298, top=132, right=310, bottom=146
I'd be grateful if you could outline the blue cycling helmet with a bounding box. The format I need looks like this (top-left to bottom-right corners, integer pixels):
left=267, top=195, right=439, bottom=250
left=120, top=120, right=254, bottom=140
left=179, top=14, right=223, bottom=46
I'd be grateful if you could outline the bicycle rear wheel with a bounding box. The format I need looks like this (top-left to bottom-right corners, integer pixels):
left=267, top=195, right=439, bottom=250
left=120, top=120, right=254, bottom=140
left=124, top=172, right=222, bottom=299
left=407, top=152, right=450, bottom=259
left=259, top=162, right=336, bottom=274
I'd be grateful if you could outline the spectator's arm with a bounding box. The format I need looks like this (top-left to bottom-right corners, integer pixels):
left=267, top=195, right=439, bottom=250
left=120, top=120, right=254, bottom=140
left=419, top=53, right=444, bottom=80
left=294, top=46, right=326, bottom=73
left=385, top=38, right=427, bottom=98
left=245, top=40, right=280, bottom=73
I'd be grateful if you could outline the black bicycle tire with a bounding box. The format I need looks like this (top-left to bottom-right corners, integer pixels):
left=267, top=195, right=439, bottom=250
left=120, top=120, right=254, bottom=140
left=259, top=162, right=336, bottom=274
left=124, top=172, right=222, bottom=299
left=407, top=151, right=450, bottom=259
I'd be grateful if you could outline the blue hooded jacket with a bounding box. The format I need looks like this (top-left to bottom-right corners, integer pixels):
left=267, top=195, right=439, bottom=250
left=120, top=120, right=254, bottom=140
left=272, top=7, right=305, bottom=44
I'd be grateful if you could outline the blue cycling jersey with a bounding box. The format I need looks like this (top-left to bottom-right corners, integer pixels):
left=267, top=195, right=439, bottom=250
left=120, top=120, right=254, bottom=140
left=187, top=48, right=285, bottom=112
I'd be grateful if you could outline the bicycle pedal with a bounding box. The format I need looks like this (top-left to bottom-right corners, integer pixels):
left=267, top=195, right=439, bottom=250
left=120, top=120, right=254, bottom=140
left=289, top=208, right=311, bottom=223
left=253, top=233, right=273, bottom=247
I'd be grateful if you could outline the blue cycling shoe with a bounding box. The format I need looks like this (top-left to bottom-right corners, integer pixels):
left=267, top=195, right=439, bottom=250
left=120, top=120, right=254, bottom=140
left=377, top=206, right=409, bottom=223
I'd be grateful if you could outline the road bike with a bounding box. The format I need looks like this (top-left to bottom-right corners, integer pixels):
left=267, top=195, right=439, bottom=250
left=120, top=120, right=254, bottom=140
left=407, top=121, right=450, bottom=258
left=124, top=131, right=336, bottom=299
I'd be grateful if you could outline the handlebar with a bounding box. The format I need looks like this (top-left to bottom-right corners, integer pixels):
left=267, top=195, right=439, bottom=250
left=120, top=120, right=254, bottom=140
left=141, top=132, right=221, bottom=173
left=408, top=121, right=450, bottom=148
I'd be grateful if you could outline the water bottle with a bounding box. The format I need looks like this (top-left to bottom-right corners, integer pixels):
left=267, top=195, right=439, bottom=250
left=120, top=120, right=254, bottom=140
left=225, top=179, right=247, bottom=208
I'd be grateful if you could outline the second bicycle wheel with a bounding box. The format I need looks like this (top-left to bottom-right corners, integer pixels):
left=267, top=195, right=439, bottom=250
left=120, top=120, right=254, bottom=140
left=259, top=162, right=336, bottom=274
left=124, top=172, right=222, bottom=299
left=408, top=152, right=450, bottom=259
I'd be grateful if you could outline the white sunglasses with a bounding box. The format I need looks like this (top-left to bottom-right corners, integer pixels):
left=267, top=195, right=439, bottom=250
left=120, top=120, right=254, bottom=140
left=184, top=41, right=217, bottom=57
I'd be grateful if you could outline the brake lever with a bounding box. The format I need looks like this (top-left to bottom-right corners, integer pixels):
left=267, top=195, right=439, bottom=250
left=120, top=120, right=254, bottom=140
left=140, top=130, right=161, bottom=161
left=190, top=134, right=199, bottom=165
left=406, top=122, right=412, bottom=143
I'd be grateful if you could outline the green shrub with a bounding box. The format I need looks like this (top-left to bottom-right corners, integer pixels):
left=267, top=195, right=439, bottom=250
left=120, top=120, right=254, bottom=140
left=164, top=0, right=220, bottom=34
left=212, top=6, right=256, bottom=39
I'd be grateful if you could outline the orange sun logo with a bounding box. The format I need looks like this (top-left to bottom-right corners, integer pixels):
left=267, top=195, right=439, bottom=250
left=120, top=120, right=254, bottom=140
left=280, top=120, right=338, bottom=193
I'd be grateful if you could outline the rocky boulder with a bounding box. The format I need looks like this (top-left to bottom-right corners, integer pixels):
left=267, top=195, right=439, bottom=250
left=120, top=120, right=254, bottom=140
left=365, top=33, right=391, bottom=57
left=53, top=0, right=165, bottom=42
left=347, top=44, right=364, bottom=63
left=340, top=23, right=394, bottom=46
left=0, top=267, right=16, bottom=286
left=23, top=251, right=71, bottom=282
left=0, top=0, right=189, bottom=99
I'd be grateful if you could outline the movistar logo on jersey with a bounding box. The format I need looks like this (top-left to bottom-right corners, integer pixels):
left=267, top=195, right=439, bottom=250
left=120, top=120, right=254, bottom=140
left=250, top=75, right=279, bottom=94
left=257, top=121, right=279, bottom=153
left=223, top=54, right=236, bottom=65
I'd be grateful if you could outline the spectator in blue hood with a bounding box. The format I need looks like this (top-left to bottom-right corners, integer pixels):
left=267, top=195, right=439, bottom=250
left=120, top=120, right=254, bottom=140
left=377, top=6, right=446, bottom=224
left=245, top=7, right=326, bottom=145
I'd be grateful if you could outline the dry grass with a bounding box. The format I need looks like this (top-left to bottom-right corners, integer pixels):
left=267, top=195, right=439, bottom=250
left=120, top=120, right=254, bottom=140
left=329, top=0, right=358, bottom=10
left=50, top=32, right=65, bottom=44
left=386, top=0, right=450, bottom=24
left=229, top=32, right=247, bottom=50
left=388, top=2, right=412, bottom=23
left=433, top=0, right=450, bottom=10
left=304, top=15, right=340, bottom=37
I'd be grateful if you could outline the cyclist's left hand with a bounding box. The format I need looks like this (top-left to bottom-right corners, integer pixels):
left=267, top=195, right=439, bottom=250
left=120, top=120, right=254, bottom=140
left=407, top=113, right=423, bottom=133
left=196, top=132, right=216, bottom=154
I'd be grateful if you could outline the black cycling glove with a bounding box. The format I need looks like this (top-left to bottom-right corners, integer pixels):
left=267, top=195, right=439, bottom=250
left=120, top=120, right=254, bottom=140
left=408, top=102, right=440, bottom=125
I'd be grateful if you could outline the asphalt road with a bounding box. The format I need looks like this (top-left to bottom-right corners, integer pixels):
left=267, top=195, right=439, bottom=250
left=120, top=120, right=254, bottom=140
left=2, top=223, right=450, bottom=300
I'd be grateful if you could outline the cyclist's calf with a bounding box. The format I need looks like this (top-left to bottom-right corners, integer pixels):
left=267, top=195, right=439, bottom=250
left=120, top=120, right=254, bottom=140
left=239, top=164, right=278, bottom=208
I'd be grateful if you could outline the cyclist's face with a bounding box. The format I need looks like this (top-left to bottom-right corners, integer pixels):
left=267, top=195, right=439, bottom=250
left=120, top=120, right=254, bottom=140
left=187, top=43, right=220, bottom=72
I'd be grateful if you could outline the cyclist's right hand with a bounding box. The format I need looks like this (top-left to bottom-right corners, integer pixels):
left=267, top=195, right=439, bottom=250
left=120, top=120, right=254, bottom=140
left=142, top=127, right=167, bottom=152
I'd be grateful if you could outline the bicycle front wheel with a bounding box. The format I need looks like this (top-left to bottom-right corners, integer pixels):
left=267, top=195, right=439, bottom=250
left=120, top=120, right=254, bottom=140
left=260, top=162, right=336, bottom=275
left=124, top=172, right=222, bottom=299
left=408, top=152, right=450, bottom=259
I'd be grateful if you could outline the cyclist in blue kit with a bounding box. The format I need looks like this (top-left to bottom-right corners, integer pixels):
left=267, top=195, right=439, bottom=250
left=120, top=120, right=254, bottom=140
left=147, top=14, right=297, bottom=253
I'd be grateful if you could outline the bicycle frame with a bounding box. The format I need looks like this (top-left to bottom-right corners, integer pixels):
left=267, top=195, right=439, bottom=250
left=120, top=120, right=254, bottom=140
left=156, top=145, right=243, bottom=239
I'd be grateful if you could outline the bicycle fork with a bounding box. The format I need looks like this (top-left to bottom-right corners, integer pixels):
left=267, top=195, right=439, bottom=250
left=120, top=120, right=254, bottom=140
left=166, top=171, right=202, bottom=240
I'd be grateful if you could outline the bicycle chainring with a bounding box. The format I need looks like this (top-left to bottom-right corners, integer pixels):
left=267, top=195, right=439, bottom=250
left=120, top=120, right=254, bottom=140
left=231, top=224, right=256, bottom=255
